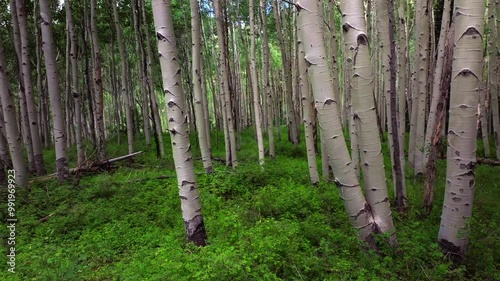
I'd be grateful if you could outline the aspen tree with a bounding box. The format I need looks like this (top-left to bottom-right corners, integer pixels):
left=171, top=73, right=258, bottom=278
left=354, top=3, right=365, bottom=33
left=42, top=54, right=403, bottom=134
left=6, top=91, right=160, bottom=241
left=298, top=0, right=378, bottom=244
left=249, top=0, right=265, bottom=166
left=341, top=0, right=397, bottom=237
left=15, top=0, right=46, bottom=175
left=39, top=0, right=69, bottom=182
left=297, top=18, right=319, bottom=185
left=438, top=0, right=485, bottom=258
left=191, top=0, right=213, bottom=173
left=488, top=0, right=500, bottom=160
left=152, top=0, right=208, bottom=246
left=0, top=40, right=27, bottom=187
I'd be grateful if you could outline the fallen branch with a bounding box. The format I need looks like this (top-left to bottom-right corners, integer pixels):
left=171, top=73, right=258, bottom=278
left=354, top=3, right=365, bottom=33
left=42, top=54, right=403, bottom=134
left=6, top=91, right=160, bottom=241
left=29, top=151, right=144, bottom=183
left=437, top=155, right=500, bottom=166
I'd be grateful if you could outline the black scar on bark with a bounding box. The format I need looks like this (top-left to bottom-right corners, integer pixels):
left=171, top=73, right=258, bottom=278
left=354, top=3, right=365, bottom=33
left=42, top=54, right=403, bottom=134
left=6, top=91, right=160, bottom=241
left=184, top=215, right=207, bottom=247
left=438, top=238, right=464, bottom=263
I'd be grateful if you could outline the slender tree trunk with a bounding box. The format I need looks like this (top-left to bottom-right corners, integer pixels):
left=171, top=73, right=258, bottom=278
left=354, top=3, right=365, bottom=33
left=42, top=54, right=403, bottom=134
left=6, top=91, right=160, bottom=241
left=112, top=0, right=134, bottom=155
left=90, top=0, right=106, bottom=161
left=413, top=0, right=432, bottom=175
left=191, top=0, right=213, bottom=173
left=424, top=0, right=452, bottom=168
left=438, top=0, right=485, bottom=259
left=249, top=0, right=265, bottom=166
left=397, top=0, right=407, bottom=163
left=260, top=0, right=275, bottom=159
left=152, top=0, right=208, bottom=246
left=214, top=0, right=237, bottom=167
left=0, top=41, right=27, bottom=187
left=297, top=20, right=319, bottom=185
left=39, top=0, right=69, bottom=182
left=273, top=0, right=300, bottom=145
left=15, top=0, right=46, bottom=175
left=488, top=0, right=500, bottom=159
left=140, top=0, right=165, bottom=158
left=298, top=0, right=377, bottom=246
left=387, top=0, right=407, bottom=211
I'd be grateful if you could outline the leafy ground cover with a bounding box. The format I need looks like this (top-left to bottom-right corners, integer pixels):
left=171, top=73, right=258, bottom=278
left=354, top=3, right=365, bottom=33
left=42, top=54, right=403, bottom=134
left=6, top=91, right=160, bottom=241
left=1, top=128, right=499, bottom=280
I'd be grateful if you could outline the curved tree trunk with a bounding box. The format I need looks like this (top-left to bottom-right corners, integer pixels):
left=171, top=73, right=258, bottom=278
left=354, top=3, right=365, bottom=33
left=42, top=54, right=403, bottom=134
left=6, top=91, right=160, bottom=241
left=152, top=0, right=207, bottom=246
left=297, top=0, right=377, bottom=245
left=39, top=0, right=69, bottom=182
left=438, top=0, right=485, bottom=259
left=341, top=0, right=397, bottom=239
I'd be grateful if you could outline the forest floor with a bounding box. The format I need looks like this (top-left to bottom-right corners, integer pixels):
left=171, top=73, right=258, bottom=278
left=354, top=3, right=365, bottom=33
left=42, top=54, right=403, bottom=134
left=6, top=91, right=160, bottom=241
left=0, top=128, right=499, bottom=280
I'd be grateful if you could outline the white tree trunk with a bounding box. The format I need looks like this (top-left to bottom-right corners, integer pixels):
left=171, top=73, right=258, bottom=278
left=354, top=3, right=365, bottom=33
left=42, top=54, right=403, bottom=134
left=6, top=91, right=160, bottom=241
left=152, top=0, right=207, bottom=246
left=298, top=0, right=376, bottom=244
left=0, top=41, right=27, bottom=187
left=438, top=0, right=485, bottom=258
left=40, top=0, right=68, bottom=182
left=341, top=0, right=396, bottom=238
left=249, top=0, right=265, bottom=166
left=191, top=0, right=213, bottom=173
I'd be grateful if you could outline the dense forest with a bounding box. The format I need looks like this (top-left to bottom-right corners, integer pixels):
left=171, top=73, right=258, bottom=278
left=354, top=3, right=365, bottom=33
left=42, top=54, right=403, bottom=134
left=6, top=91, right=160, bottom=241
left=0, top=0, right=499, bottom=279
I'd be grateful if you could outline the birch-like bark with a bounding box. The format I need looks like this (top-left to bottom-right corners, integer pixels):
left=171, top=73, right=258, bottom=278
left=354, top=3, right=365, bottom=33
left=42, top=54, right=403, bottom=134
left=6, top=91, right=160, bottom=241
left=0, top=40, right=27, bottom=187
left=112, top=0, right=134, bottom=155
left=140, top=0, right=165, bottom=158
left=260, top=0, right=275, bottom=159
left=214, top=0, right=237, bottom=167
left=90, top=0, right=106, bottom=161
left=438, top=0, right=485, bottom=258
left=39, top=0, right=69, bottom=182
left=273, top=0, right=300, bottom=145
left=152, top=0, right=207, bottom=246
left=488, top=0, right=500, bottom=159
left=15, top=0, right=46, bottom=175
left=413, top=0, right=432, bottom=175
left=298, top=0, right=376, bottom=244
left=397, top=0, right=407, bottom=159
left=424, top=0, right=452, bottom=167
left=191, top=0, right=213, bottom=173
left=249, top=0, right=265, bottom=166
left=297, top=19, right=319, bottom=185
left=341, top=0, right=397, bottom=238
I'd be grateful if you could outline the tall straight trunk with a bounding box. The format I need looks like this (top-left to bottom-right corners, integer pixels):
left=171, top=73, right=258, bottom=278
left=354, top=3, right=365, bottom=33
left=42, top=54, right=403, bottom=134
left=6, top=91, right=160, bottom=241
left=273, top=0, right=300, bottom=145
left=438, top=0, right=485, bottom=259
left=83, top=0, right=97, bottom=146
left=66, top=0, right=84, bottom=167
left=90, top=0, right=106, bottom=161
left=488, top=0, right=500, bottom=159
left=397, top=0, right=407, bottom=160
left=387, top=0, right=407, bottom=211
left=112, top=0, right=134, bottom=155
left=260, top=0, right=275, bottom=159
left=297, top=20, right=319, bottom=185
left=424, top=0, right=452, bottom=167
left=328, top=0, right=341, bottom=118
left=298, top=0, right=377, bottom=245
left=131, top=0, right=151, bottom=145
left=39, top=0, right=69, bottom=182
left=341, top=0, right=397, bottom=239
left=214, top=0, right=237, bottom=167
left=10, top=0, right=35, bottom=173
left=0, top=41, right=27, bottom=187
left=249, top=0, right=265, bottom=166
left=191, top=0, right=213, bottom=173
left=152, top=0, right=208, bottom=246
left=413, top=0, right=432, bottom=175
left=15, top=0, right=46, bottom=175
left=140, top=0, right=165, bottom=158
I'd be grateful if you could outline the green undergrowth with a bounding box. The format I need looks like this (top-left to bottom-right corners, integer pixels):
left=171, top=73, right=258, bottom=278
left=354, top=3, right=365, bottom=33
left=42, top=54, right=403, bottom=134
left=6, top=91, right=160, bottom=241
left=1, top=128, right=499, bottom=280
